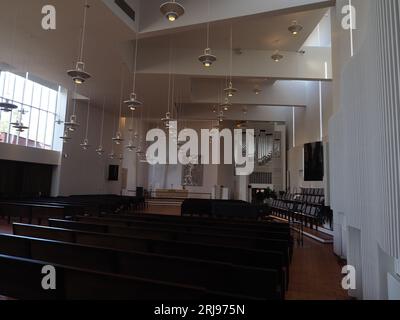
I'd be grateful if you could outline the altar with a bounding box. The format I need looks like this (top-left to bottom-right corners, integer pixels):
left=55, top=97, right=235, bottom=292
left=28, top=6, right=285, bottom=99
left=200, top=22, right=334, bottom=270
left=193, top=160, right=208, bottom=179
left=154, top=189, right=189, bottom=199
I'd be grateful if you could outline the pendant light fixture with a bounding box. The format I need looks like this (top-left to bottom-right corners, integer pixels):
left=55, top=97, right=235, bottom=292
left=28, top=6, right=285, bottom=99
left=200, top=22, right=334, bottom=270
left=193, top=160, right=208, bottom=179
left=0, top=101, right=18, bottom=112
left=109, top=146, right=116, bottom=160
left=80, top=96, right=91, bottom=150
left=124, top=36, right=143, bottom=110
left=11, top=72, right=30, bottom=133
left=96, top=97, right=106, bottom=156
left=220, top=97, right=232, bottom=111
left=288, top=20, right=303, bottom=36
left=254, top=86, right=262, bottom=95
left=112, top=67, right=125, bottom=145
left=198, top=0, right=216, bottom=68
left=109, top=113, right=117, bottom=159
left=160, top=0, right=185, bottom=22
left=162, top=39, right=176, bottom=129
left=218, top=110, right=225, bottom=123
left=224, top=24, right=237, bottom=97
left=126, top=110, right=136, bottom=152
left=271, top=40, right=284, bottom=62
left=271, top=50, right=284, bottom=62
left=136, top=109, right=145, bottom=157
left=64, top=85, right=81, bottom=132
left=60, top=129, right=72, bottom=143
left=67, top=0, right=91, bottom=84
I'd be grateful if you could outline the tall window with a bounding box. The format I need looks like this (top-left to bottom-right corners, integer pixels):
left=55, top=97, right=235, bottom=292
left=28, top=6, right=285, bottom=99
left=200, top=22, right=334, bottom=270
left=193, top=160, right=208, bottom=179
left=0, top=71, right=63, bottom=150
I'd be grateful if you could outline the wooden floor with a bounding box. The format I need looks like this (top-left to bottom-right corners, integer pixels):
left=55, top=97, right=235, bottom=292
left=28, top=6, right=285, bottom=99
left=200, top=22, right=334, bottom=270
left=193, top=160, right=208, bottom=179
left=0, top=210, right=349, bottom=300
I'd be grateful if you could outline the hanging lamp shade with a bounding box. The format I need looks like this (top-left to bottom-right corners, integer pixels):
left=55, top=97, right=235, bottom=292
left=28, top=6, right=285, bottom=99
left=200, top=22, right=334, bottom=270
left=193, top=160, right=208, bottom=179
left=0, top=102, right=18, bottom=112
left=112, top=131, right=124, bottom=145
left=288, top=20, right=303, bottom=35
left=160, top=1, right=185, bottom=22
left=64, top=114, right=80, bottom=132
left=60, top=130, right=72, bottom=143
left=67, top=1, right=91, bottom=84
left=220, top=97, right=232, bottom=111
left=254, top=88, right=262, bottom=95
left=126, top=140, right=136, bottom=151
left=109, top=151, right=116, bottom=159
left=124, top=92, right=143, bottom=109
left=161, top=111, right=175, bottom=128
left=224, top=81, right=237, bottom=97
left=11, top=120, right=29, bottom=132
left=271, top=50, right=284, bottom=62
left=218, top=111, right=225, bottom=122
left=198, top=48, right=217, bottom=68
left=96, top=146, right=104, bottom=156
left=67, top=62, right=91, bottom=85
left=80, top=138, right=91, bottom=150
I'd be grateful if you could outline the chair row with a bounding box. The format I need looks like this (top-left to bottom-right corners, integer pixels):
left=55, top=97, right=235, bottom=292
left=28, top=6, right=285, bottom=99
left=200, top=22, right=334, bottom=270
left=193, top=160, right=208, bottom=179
left=279, top=193, right=324, bottom=205
left=270, top=200, right=322, bottom=229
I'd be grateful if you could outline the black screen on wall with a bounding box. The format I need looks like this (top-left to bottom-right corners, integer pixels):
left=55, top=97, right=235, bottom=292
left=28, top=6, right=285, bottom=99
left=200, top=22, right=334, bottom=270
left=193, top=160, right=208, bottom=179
left=304, top=142, right=324, bottom=181
left=108, top=165, right=119, bottom=181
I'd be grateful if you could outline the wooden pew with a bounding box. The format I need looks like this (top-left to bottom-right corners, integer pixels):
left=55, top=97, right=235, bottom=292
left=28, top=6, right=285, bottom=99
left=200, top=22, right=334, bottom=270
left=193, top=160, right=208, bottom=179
left=13, top=223, right=287, bottom=290
left=0, top=233, right=282, bottom=299
left=76, top=215, right=290, bottom=238
left=102, top=212, right=290, bottom=231
left=0, top=202, right=66, bottom=224
left=0, top=254, right=238, bottom=300
left=48, top=219, right=290, bottom=260
left=52, top=218, right=290, bottom=242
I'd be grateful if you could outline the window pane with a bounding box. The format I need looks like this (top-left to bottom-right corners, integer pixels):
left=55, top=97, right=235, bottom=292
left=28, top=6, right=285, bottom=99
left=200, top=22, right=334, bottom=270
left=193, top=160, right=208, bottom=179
left=3, top=72, right=15, bottom=100
left=41, top=87, right=50, bottom=111
left=0, top=72, right=5, bottom=96
left=48, top=90, right=57, bottom=113
left=37, top=110, right=47, bottom=144
left=29, top=108, right=39, bottom=142
left=45, top=113, right=55, bottom=147
left=32, top=83, right=42, bottom=108
left=0, top=71, right=62, bottom=150
left=23, top=79, right=34, bottom=105
left=13, top=75, right=25, bottom=103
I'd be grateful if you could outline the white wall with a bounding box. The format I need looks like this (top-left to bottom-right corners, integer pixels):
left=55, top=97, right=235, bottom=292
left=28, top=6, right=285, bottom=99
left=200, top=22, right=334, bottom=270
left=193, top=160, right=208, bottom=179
left=286, top=80, right=332, bottom=192
left=0, top=143, right=60, bottom=166
left=57, top=102, right=123, bottom=196
left=329, top=0, right=400, bottom=300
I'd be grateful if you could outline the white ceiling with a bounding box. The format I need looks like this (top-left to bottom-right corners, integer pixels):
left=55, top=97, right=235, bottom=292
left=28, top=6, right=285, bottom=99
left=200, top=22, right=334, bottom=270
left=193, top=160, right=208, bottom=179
left=0, top=0, right=332, bottom=121
left=139, top=8, right=328, bottom=52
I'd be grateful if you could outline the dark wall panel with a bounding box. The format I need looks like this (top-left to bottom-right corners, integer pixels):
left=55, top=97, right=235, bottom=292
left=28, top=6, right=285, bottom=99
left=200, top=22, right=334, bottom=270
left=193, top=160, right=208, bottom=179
left=0, top=160, right=53, bottom=198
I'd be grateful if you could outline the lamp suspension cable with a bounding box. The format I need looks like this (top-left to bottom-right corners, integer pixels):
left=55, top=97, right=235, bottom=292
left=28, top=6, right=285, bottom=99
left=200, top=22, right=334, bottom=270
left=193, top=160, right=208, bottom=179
left=229, top=24, right=233, bottom=83
left=168, top=41, right=172, bottom=115
left=84, top=95, right=91, bottom=140
left=72, top=84, right=78, bottom=115
left=118, top=67, right=124, bottom=131
left=79, top=0, right=89, bottom=63
left=132, top=36, right=139, bottom=94
left=99, top=97, right=105, bottom=146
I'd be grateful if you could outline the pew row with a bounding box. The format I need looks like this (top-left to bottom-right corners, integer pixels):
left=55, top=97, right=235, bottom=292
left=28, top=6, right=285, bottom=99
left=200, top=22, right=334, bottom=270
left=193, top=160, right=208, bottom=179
left=0, top=233, right=282, bottom=300
left=47, top=219, right=290, bottom=263
left=0, top=254, right=242, bottom=300
left=12, top=223, right=287, bottom=292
